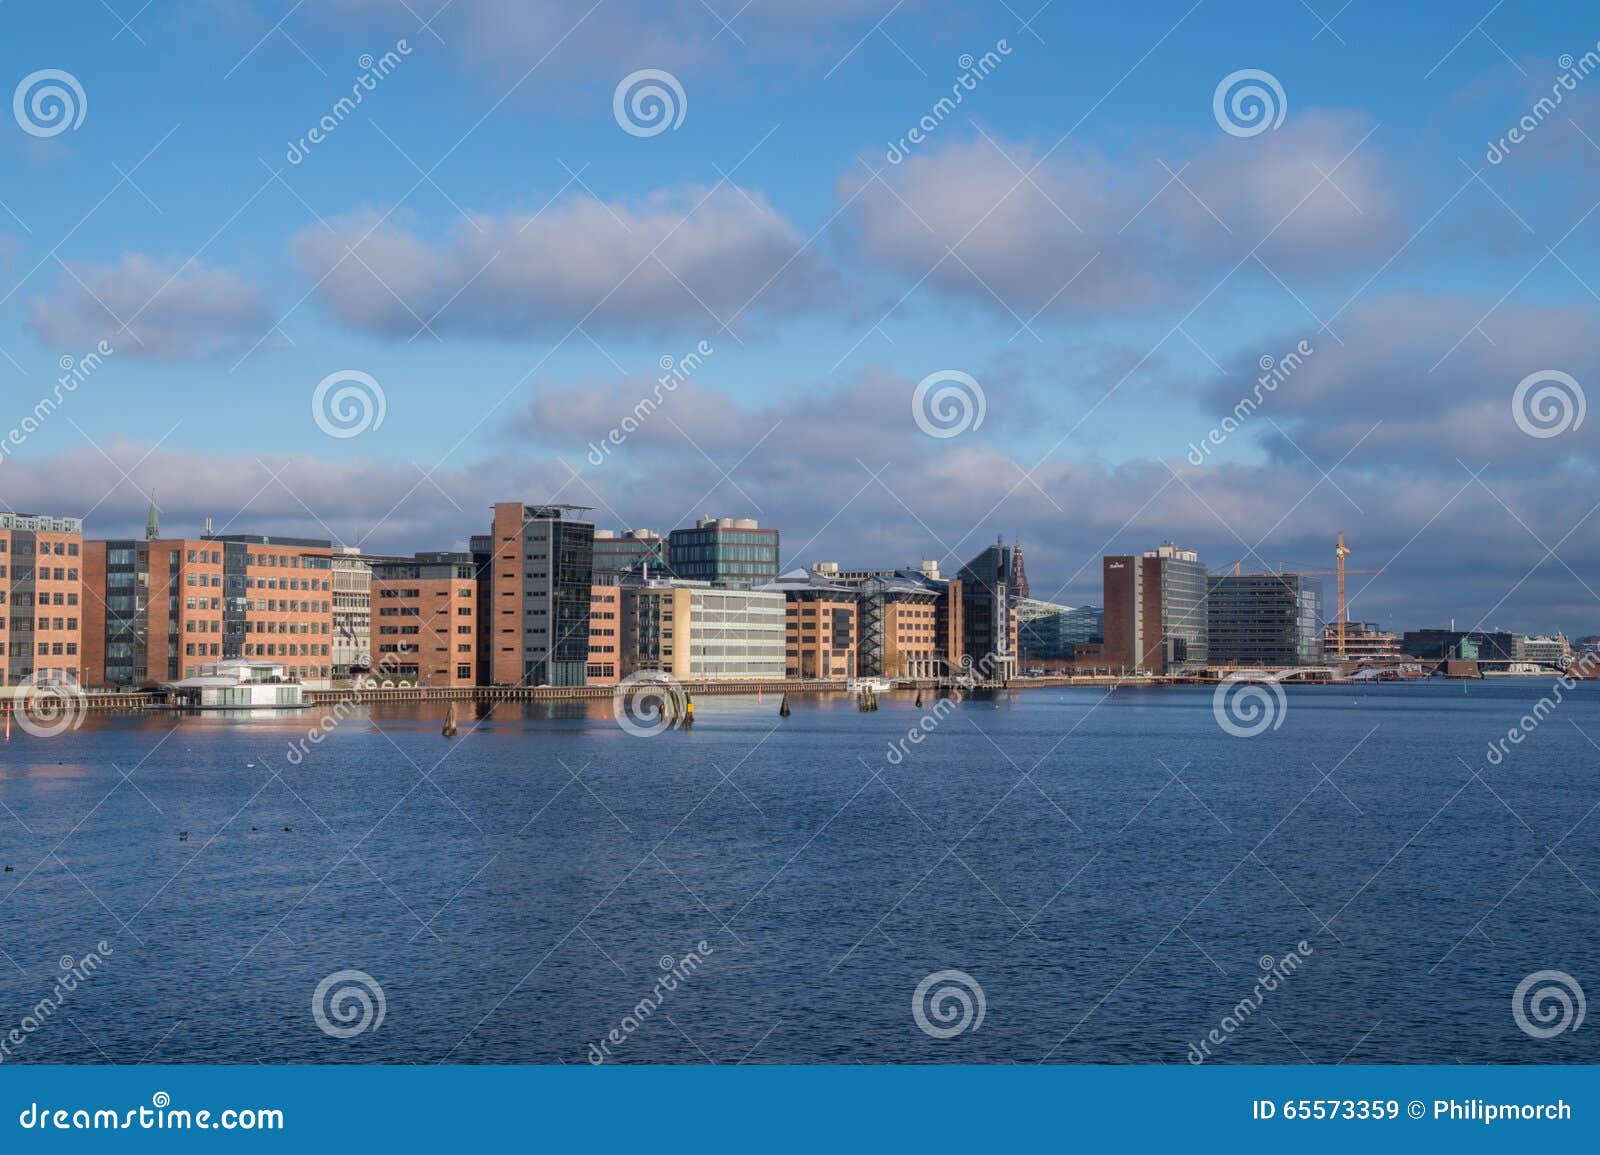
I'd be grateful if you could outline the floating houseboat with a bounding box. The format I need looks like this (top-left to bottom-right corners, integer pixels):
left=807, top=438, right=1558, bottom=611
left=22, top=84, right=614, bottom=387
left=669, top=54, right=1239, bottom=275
left=166, top=660, right=305, bottom=710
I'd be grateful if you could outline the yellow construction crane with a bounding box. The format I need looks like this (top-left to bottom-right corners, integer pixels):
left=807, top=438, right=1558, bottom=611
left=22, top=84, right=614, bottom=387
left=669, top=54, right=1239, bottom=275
left=1223, top=533, right=1383, bottom=656
left=1297, top=532, right=1384, bottom=656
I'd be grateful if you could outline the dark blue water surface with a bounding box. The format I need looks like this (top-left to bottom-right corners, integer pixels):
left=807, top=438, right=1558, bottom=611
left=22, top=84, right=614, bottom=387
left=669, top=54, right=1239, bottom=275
left=1, top=681, right=1597, bottom=1065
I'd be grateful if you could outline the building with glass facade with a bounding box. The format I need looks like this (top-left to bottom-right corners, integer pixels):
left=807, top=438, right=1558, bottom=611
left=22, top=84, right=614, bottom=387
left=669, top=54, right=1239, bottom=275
left=332, top=547, right=392, bottom=681
left=1401, top=629, right=1524, bottom=664
left=1523, top=635, right=1570, bottom=666
left=957, top=541, right=1018, bottom=680
left=1206, top=574, right=1323, bottom=667
left=1102, top=542, right=1208, bottom=674
left=593, top=529, right=669, bottom=578
left=482, top=503, right=595, bottom=686
left=667, top=517, right=779, bottom=589
left=1018, top=601, right=1104, bottom=662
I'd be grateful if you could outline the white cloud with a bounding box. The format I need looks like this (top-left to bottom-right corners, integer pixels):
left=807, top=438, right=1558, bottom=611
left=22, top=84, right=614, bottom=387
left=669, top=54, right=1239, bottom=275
left=293, top=186, right=827, bottom=338
left=27, top=254, right=271, bottom=359
left=846, top=114, right=1406, bottom=319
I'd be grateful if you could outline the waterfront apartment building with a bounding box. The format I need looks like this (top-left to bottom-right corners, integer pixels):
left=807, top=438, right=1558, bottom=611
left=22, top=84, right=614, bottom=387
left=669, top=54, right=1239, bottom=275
left=1206, top=574, right=1323, bottom=667
left=620, top=579, right=786, bottom=680
left=369, top=552, right=478, bottom=686
left=592, top=529, right=668, bottom=579
left=1103, top=542, right=1209, bottom=674
left=82, top=532, right=334, bottom=688
left=587, top=583, right=621, bottom=684
left=482, top=503, right=596, bottom=687
left=0, top=512, right=85, bottom=688
left=667, top=517, right=779, bottom=589
left=764, top=569, right=858, bottom=680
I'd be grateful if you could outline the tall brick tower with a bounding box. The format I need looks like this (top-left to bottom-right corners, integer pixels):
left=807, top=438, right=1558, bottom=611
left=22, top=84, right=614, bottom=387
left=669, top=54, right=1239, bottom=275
left=1009, top=535, right=1030, bottom=602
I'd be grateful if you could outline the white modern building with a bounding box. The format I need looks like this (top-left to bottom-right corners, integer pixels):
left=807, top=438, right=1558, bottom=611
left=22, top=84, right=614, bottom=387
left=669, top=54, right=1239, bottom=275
left=332, top=547, right=374, bottom=682
left=167, top=659, right=304, bottom=709
left=620, top=579, right=786, bottom=680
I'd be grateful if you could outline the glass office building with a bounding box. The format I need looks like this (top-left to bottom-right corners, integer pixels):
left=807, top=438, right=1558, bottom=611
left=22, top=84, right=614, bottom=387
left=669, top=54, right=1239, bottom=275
left=1206, top=574, right=1323, bottom=666
left=667, top=518, right=779, bottom=589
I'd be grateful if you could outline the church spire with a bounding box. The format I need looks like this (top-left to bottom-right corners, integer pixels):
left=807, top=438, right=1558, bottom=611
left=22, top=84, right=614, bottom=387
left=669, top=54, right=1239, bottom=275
left=1009, top=533, right=1029, bottom=601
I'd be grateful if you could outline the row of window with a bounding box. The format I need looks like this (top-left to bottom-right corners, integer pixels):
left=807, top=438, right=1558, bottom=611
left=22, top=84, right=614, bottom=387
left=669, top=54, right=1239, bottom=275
left=0, top=541, right=80, bottom=556
left=0, top=592, right=81, bottom=608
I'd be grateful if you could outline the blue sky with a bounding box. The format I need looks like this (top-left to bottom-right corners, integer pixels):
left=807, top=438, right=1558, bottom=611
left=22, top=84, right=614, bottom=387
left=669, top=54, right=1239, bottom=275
left=2, top=1, right=1599, bottom=633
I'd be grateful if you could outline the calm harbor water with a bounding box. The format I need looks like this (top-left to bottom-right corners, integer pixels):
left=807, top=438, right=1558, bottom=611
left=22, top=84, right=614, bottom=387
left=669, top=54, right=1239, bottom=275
left=1, top=680, right=1596, bottom=1065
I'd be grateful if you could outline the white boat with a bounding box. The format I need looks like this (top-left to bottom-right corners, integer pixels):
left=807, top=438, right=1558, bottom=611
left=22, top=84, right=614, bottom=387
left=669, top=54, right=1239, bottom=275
left=847, top=677, right=894, bottom=694
left=166, top=659, right=305, bottom=709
